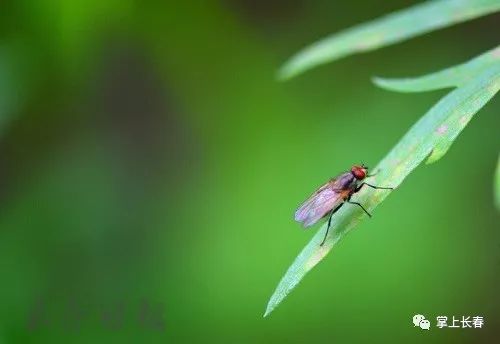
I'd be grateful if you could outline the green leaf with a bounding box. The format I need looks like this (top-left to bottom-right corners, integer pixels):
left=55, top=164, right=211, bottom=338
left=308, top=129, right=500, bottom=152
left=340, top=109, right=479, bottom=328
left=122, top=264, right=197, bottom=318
left=278, top=0, right=500, bottom=80
left=495, top=154, right=500, bottom=211
left=373, top=46, right=500, bottom=92
left=264, top=64, right=500, bottom=317
left=425, top=65, right=500, bottom=163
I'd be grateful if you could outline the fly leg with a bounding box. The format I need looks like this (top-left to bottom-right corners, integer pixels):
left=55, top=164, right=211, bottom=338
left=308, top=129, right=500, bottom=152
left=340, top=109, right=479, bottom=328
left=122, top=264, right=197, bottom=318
left=346, top=194, right=372, bottom=217
left=347, top=201, right=371, bottom=217
left=346, top=182, right=392, bottom=218
left=354, top=182, right=393, bottom=193
left=364, top=183, right=393, bottom=190
left=320, top=202, right=344, bottom=246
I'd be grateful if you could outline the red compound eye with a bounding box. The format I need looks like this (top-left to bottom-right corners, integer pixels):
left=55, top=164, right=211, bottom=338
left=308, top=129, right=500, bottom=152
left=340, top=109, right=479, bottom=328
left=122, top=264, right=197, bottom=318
left=351, top=165, right=366, bottom=180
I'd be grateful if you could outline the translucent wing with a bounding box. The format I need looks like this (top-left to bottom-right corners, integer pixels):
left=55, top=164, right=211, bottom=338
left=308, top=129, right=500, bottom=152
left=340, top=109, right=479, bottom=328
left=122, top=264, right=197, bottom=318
left=294, top=180, right=344, bottom=228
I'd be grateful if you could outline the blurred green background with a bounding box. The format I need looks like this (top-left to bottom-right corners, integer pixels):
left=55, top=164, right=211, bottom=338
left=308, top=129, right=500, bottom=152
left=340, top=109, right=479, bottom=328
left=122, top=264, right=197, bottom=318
left=0, top=1, right=499, bottom=343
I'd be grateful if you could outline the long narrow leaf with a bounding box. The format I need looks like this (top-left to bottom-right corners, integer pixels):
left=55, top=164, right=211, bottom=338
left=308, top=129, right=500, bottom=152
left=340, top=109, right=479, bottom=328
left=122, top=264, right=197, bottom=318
left=279, top=0, right=500, bottom=80
left=373, top=46, right=500, bottom=92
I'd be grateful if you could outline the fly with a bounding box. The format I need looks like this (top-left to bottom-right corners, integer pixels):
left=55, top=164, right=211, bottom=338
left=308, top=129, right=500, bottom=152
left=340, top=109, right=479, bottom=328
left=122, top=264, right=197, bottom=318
left=294, top=164, right=393, bottom=246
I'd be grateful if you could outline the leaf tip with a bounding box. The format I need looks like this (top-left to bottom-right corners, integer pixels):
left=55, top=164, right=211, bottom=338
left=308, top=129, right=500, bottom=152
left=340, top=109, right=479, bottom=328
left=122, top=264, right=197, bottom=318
left=263, top=303, right=274, bottom=318
left=372, top=76, right=405, bottom=92
left=276, top=65, right=295, bottom=81
left=371, top=76, right=384, bottom=86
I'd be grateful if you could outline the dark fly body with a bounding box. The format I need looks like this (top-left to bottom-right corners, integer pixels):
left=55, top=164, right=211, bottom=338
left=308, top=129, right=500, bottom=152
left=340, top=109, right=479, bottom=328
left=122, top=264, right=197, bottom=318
left=295, top=164, right=392, bottom=246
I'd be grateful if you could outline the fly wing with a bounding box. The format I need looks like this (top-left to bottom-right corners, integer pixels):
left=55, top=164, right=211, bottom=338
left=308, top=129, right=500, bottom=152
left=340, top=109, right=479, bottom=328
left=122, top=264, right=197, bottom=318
left=294, top=181, right=344, bottom=228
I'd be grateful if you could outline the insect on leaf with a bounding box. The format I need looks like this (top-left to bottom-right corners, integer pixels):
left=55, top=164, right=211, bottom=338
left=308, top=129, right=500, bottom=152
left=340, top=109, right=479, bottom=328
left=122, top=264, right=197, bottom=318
left=264, top=60, right=500, bottom=317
